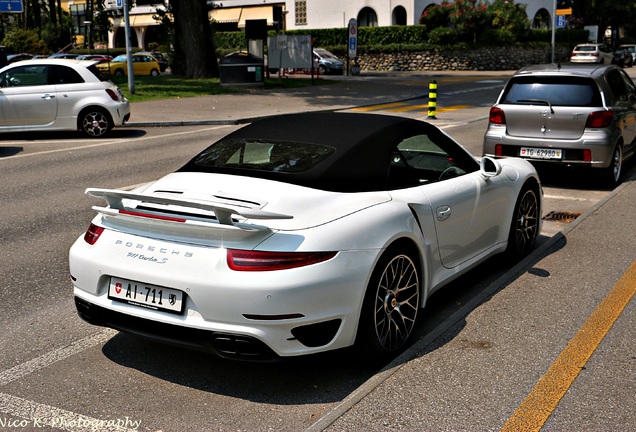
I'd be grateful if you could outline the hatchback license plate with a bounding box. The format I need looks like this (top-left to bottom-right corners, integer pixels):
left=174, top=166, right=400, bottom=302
left=520, top=147, right=562, bottom=159
left=109, top=277, right=184, bottom=314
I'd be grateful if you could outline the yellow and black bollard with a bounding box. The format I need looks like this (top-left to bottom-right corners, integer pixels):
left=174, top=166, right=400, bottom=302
left=428, top=80, right=437, bottom=120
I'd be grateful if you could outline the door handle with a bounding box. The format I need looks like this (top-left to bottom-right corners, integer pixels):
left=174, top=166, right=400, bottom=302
left=436, top=205, right=451, bottom=221
left=41, top=94, right=55, bottom=100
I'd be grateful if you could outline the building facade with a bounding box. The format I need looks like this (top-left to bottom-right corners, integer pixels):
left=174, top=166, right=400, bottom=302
left=98, top=0, right=561, bottom=50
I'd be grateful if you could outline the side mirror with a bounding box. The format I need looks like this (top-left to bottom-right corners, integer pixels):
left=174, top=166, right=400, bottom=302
left=480, top=156, right=502, bottom=178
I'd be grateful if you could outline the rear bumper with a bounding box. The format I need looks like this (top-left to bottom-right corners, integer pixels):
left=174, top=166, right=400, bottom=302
left=483, top=128, right=616, bottom=169
left=75, top=296, right=280, bottom=361
left=111, top=102, right=131, bottom=127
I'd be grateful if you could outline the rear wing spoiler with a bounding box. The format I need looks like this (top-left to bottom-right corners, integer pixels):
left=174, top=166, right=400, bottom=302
left=86, top=188, right=292, bottom=230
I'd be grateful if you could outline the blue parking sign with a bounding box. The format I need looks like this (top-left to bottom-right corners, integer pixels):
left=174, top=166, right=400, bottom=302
left=556, top=15, right=566, bottom=29
left=0, top=0, right=23, bottom=13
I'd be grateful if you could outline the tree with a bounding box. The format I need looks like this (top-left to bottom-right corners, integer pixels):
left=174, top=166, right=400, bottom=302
left=2, top=28, right=48, bottom=53
left=170, top=0, right=219, bottom=78
left=489, top=0, right=529, bottom=34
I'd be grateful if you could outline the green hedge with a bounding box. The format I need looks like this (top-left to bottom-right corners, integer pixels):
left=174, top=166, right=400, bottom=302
left=214, top=25, right=589, bottom=57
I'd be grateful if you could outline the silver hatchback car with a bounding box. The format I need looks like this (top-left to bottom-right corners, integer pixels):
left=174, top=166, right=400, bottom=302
left=483, top=64, right=636, bottom=186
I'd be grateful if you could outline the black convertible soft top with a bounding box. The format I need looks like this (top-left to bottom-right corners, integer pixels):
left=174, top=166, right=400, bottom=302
left=179, top=112, right=473, bottom=192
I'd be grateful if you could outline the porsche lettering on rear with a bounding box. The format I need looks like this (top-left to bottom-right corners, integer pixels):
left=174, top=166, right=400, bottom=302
left=114, top=240, right=194, bottom=258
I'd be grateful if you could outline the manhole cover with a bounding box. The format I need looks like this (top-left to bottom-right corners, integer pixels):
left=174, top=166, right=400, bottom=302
left=542, top=211, right=582, bottom=223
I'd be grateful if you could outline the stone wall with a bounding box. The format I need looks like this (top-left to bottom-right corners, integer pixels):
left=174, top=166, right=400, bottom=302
left=356, top=45, right=572, bottom=72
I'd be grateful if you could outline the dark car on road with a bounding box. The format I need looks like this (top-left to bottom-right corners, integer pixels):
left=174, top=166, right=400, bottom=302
left=483, top=64, right=636, bottom=186
left=313, top=48, right=344, bottom=75
left=612, top=48, right=633, bottom=68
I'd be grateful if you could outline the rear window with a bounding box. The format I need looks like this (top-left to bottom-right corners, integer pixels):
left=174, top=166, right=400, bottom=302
left=500, top=76, right=602, bottom=107
left=87, top=64, right=110, bottom=82
left=574, top=45, right=597, bottom=52
left=189, top=139, right=335, bottom=174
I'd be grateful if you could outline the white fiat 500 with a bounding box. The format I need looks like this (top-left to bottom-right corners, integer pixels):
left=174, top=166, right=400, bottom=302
left=70, top=112, right=542, bottom=361
left=0, top=59, right=130, bottom=137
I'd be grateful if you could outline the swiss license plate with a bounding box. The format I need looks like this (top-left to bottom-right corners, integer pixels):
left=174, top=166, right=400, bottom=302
left=108, top=277, right=185, bottom=314
left=520, top=147, right=562, bottom=159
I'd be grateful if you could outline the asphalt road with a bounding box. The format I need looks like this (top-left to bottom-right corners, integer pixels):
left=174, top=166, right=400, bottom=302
left=0, top=76, right=634, bottom=432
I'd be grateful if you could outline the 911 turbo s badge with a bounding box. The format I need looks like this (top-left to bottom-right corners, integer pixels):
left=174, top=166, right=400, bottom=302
left=114, top=239, right=194, bottom=263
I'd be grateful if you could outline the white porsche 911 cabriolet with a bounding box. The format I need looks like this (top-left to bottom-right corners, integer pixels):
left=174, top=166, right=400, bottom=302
left=69, top=112, right=542, bottom=361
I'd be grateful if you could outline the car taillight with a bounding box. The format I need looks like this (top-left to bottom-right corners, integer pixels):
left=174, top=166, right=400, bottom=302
left=227, top=250, right=337, bottom=271
left=105, top=89, right=119, bottom=101
left=489, top=107, right=506, bottom=125
left=583, top=149, right=592, bottom=162
left=84, top=223, right=104, bottom=245
left=495, top=144, right=504, bottom=157
left=586, top=110, right=613, bottom=128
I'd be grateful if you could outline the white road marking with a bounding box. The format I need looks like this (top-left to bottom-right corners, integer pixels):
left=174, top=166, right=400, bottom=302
left=544, top=194, right=599, bottom=201
left=0, top=330, right=140, bottom=431
left=0, top=330, right=117, bottom=386
left=0, top=125, right=231, bottom=160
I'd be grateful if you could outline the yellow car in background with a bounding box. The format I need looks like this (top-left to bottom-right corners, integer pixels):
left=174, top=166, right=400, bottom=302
left=97, top=53, right=161, bottom=77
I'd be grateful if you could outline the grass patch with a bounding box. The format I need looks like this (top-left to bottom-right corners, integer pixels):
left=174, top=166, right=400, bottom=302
left=110, top=75, right=336, bottom=103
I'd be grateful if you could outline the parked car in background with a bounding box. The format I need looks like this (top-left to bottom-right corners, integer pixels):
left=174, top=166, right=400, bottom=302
left=619, top=44, right=636, bottom=64
left=137, top=51, right=168, bottom=72
left=313, top=48, right=344, bottom=75
left=77, top=54, right=112, bottom=64
left=570, top=44, right=614, bottom=64
left=0, top=59, right=130, bottom=137
left=483, top=64, right=636, bottom=186
left=49, top=53, right=79, bottom=59
left=612, top=48, right=633, bottom=68
left=97, top=53, right=160, bottom=76
left=7, top=53, right=33, bottom=64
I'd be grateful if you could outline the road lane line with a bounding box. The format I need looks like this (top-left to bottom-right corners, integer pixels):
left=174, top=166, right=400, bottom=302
left=501, top=259, right=636, bottom=432
left=0, top=125, right=231, bottom=161
left=543, top=194, right=599, bottom=202
left=0, top=393, right=140, bottom=432
left=0, top=330, right=116, bottom=386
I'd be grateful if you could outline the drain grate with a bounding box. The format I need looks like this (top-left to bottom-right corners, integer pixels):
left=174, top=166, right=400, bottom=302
left=542, top=211, right=583, bottom=223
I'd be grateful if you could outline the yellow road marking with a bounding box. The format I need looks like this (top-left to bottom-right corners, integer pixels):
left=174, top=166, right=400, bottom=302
left=354, top=102, right=408, bottom=112
left=501, top=260, right=636, bottom=432
left=437, top=105, right=471, bottom=112
left=353, top=104, right=472, bottom=113
left=388, top=104, right=428, bottom=112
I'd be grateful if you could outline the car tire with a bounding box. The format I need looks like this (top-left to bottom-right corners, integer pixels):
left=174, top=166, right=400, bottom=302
left=114, top=69, right=125, bottom=77
left=318, top=65, right=327, bottom=75
left=505, top=185, right=540, bottom=260
left=602, top=144, right=623, bottom=188
left=150, top=69, right=159, bottom=76
left=356, top=244, right=420, bottom=359
left=80, top=108, right=112, bottom=138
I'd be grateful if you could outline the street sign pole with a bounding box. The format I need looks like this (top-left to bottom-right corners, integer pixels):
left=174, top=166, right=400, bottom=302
left=123, top=0, right=135, bottom=94
left=551, top=0, right=556, bottom=63
left=347, top=18, right=357, bottom=76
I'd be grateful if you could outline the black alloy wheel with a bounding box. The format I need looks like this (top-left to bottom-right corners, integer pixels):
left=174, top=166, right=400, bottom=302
left=506, top=186, right=540, bottom=260
left=358, top=246, right=420, bottom=358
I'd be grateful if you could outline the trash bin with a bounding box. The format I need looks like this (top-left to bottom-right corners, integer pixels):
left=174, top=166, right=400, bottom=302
left=219, top=51, right=264, bottom=86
